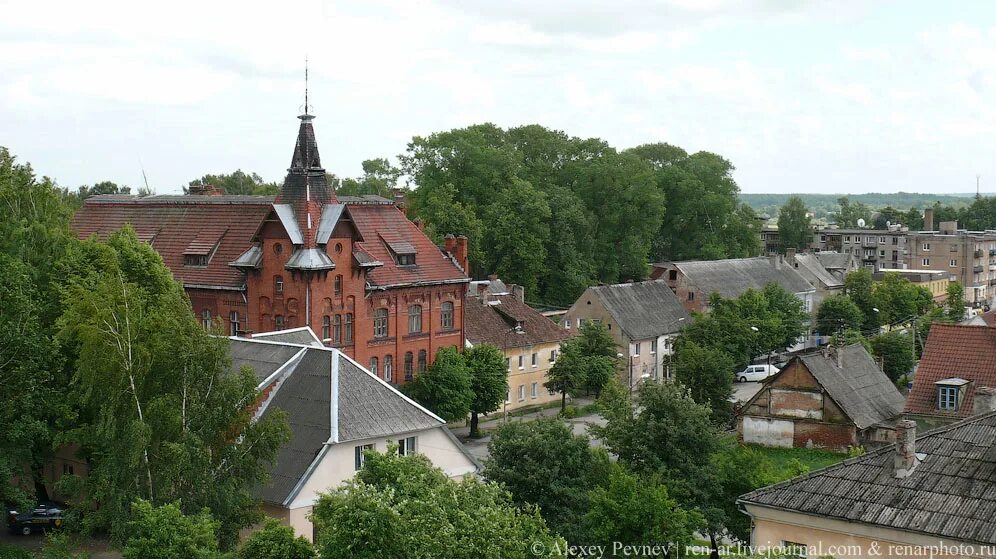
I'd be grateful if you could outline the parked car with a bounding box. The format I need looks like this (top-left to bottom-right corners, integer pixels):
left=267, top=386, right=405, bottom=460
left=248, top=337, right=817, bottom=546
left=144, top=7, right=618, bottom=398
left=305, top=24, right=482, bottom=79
left=6, top=501, right=65, bottom=535
left=735, top=364, right=780, bottom=383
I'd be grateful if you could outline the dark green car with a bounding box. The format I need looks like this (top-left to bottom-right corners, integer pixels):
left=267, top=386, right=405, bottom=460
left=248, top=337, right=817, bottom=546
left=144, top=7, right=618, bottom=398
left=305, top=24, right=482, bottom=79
left=6, top=501, right=65, bottom=535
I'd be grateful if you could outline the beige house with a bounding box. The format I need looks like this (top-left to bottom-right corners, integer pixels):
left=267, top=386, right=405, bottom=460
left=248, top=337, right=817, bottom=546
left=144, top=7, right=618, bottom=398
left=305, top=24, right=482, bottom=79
left=874, top=268, right=952, bottom=303
left=464, top=282, right=570, bottom=413
left=233, top=329, right=479, bottom=541
left=906, top=214, right=996, bottom=307
left=740, top=415, right=996, bottom=557
left=563, top=280, right=690, bottom=389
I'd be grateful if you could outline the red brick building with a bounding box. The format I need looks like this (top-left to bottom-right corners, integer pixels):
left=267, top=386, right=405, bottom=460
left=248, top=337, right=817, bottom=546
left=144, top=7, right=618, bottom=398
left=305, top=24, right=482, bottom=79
left=73, top=110, right=470, bottom=384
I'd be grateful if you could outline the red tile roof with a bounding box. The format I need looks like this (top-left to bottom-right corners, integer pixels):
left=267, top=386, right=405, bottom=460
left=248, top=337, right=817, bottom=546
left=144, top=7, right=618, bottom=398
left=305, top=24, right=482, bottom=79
left=905, top=323, right=996, bottom=417
left=345, top=204, right=468, bottom=289
left=464, top=294, right=572, bottom=349
left=72, top=195, right=272, bottom=290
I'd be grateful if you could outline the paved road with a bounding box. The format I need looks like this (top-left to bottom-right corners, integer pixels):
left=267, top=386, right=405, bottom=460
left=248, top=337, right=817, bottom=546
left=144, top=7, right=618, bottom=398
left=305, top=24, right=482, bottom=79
left=733, top=381, right=763, bottom=403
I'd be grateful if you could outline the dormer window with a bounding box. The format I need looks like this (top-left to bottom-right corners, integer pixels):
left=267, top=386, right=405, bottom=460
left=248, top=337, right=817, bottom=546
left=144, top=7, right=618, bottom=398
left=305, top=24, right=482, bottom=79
left=184, top=254, right=209, bottom=267
left=936, top=378, right=969, bottom=411
left=383, top=238, right=416, bottom=266
left=397, top=253, right=416, bottom=266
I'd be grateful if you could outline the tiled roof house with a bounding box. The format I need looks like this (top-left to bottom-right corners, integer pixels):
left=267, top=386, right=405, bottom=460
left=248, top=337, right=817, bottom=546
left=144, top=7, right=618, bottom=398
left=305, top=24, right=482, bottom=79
left=73, top=109, right=470, bottom=384
left=232, top=330, right=478, bottom=541
left=905, top=324, right=996, bottom=424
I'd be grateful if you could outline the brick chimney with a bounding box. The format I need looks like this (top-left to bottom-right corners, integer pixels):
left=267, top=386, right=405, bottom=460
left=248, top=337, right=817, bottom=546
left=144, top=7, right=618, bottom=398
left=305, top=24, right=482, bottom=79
left=894, top=419, right=919, bottom=478
left=444, top=234, right=457, bottom=255
left=924, top=207, right=934, bottom=231
left=769, top=254, right=782, bottom=270
left=455, top=235, right=469, bottom=273
left=785, top=247, right=797, bottom=265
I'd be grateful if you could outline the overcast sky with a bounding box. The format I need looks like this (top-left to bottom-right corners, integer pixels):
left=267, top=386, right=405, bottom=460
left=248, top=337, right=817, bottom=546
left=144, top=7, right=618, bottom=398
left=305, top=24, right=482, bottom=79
left=2, top=0, right=996, bottom=195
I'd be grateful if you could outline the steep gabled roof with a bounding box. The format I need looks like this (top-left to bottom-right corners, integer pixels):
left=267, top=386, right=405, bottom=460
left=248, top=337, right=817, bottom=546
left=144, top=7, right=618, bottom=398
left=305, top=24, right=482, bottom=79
left=251, top=327, right=324, bottom=347
left=72, top=195, right=272, bottom=290
left=587, top=280, right=691, bottom=340
left=796, top=344, right=905, bottom=429
left=740, top=411, right=996, bottom=544
left=346, top=203, right=468, bottom=289
left=465, top=294, right=571, bottom=349
left=791, top=253, right=843, bottom=289
left=228, top=334, right=451, bottom=505
left=905, top=324, right=996, bottom=417
left=662, top=257, right=815, bottom=299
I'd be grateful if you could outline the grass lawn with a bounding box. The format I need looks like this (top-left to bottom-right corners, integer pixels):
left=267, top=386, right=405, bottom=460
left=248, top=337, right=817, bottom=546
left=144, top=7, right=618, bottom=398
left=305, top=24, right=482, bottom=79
left=746, top=443, right=847, bottom=477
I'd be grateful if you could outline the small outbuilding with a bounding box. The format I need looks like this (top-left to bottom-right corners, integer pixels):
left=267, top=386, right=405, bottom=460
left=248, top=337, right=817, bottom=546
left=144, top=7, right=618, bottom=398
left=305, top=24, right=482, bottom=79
left=737, top=344, right=905, bottom=451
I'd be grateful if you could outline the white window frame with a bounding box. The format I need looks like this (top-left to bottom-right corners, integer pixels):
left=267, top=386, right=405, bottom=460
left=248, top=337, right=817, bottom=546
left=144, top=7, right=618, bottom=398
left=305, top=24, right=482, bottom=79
left=922, top=258, right=930, bottom=266
left=938, top=386, right=959, bottom=411
left=923, top=243, right=931, bottom=251
left=397, top=436, right=417, bottom=456
left=634, top=342, right=641, bottom=356
left=531, top=382, right=538, bottom=399
left=518, top=355, right=524, bottom=370
left=531, top=353, right=538, bottom=368
left=354, top=443, right=375, bottom=470
left=518, top=384, right=525, bottom=401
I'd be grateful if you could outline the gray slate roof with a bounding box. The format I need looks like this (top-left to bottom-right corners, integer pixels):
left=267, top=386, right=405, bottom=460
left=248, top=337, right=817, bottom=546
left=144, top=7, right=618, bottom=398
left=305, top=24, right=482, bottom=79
left=740, top=411, right=996, bottom=544
left=250, top=328, right=324, bottom=347
left=589, top=280, right=691, bottom=340
left=797, top=344, right=905, bottom=430
left=227, top=336, right=447, bottom=505
left=671, top=257, right=815, bottom=299
left=814, top=251, right=855, bottom=271
left=791, top=254, right=843, bottom=289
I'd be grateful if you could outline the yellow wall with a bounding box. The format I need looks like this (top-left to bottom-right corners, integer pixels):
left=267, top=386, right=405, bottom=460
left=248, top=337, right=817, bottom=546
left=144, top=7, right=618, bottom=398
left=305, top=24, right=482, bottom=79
left=747, top=505, right=985, bottom=558
left=503, top=341, right=562, bottom=412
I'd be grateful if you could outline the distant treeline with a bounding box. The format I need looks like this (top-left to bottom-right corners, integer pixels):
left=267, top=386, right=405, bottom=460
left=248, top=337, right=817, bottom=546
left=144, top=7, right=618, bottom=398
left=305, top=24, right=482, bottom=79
left=742, top=192, right=974, bottom=221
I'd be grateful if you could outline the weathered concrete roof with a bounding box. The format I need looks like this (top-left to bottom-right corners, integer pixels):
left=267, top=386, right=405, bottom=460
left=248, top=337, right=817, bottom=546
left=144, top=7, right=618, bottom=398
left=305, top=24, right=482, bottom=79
left=664, top=257, right=815, bottom=299
left=587, top=280, right=691, bottom=340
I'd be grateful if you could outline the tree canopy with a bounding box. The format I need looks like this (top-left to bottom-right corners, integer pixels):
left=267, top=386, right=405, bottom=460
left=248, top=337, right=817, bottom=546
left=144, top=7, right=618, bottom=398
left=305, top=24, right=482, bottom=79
left=464, top=343, right=509, bottom=438
left=311, top=448, right=563, bottom=559
left=405, top=346, right=473, bottom=422
left=776, top=196, right=812, bottom=252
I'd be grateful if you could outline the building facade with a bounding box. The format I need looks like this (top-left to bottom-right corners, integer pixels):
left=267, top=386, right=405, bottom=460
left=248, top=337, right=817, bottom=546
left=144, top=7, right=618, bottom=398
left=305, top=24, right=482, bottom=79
left=463, top=282, right=571, bottom=413
left=906, top=221, right=996, bottom=307
left=73, top=111, right=470, bottom=384
left=873, top=268, right=952, bottom=303
left=563, top=281, right=690, bottom=387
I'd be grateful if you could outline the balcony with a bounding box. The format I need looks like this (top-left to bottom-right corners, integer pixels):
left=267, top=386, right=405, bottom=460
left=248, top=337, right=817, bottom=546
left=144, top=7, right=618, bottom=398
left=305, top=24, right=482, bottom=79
left=976, top=249, right=985, bottom=258
left=975, top=265, right=985, bottom=273
left=861, top=241, right=878, bottom=248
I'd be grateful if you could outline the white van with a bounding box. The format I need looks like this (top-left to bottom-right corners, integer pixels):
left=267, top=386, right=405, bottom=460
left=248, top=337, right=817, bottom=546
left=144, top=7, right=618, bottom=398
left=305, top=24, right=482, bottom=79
left=735, top=364, right=780, bottom=383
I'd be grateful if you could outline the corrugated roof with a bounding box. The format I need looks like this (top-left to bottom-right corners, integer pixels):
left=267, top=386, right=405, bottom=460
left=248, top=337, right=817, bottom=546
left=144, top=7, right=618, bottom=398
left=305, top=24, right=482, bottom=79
left=465, top=294, right=571, bottom=349
left=740, top=411, right=996, bottom=544
left=905, top=324, right=996, bottom=417
left=589, top=280, right=691, bottom=340
left=72, top=195, right=271, bottom=290
left=797, top=344, right=905, bottom=430
left=669, top=257, right=815, bottom=299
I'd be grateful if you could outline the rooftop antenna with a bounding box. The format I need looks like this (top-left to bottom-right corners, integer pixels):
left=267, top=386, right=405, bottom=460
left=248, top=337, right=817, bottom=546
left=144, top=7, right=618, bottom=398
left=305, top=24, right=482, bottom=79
left=299, top=57, right=313, bottom=119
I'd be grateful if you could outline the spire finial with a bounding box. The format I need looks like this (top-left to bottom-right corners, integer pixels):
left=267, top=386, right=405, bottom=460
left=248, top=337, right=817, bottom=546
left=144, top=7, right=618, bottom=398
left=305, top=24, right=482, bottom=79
left=299, top=57, right=314, bottom=120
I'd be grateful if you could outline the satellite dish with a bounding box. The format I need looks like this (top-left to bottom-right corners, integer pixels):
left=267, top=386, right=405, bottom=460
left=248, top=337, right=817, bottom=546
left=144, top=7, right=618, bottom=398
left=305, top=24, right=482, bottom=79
left=857, top=218, right=866, bottom=228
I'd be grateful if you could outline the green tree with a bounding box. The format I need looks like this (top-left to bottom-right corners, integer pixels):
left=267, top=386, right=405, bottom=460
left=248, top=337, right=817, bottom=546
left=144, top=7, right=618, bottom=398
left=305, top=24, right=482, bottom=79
left=870, top=331, right=915, bottom=382
left=312, top=449, right=563, bottom=559
left=544, top=322, right=617, bottom=409
left=337, top=158, right=402, bottom=198
left=41, top=532, right=91, bottom=559
left=187, top=169, right=279, bottom=195
left=844, top=268, right=881, bottom=332
left=545, top=341, right=585, bottom=412
left=945, top=281, right=966, bottom=322
left=483, top=418, right=611, bottom=542
left=56, top=228, right=290, bottom=546
left=699, top=444, right=776, bottom=550
left=815, top=294, right=865, bottom=335
left=873, top=272, right=934, bottom=325
left=836, top=196, right=871, bottom=228
left=464, top=344, right=508, bottom=438
left=776, top=196, right=812, bottom=252
left=482, top=178, right=551, bottom=296
left=237, top=519, right=315, bottom=559
left=580, top=464, right=702, bottom=552
left=405, top=347, right=473, bottom=422
left=122, top=500, right=223, bottom=559
left=672, top=338, right=735, bottom=423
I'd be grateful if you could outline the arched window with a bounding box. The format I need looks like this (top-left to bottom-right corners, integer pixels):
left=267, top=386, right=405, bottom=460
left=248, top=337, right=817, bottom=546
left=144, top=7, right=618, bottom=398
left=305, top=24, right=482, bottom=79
left=404, top=352, right=414, bottom=382
left=384, top=355, right=393, bottom=383
left=374, top=308, right=389, bottom=339
left=408, top=305, right=423, bottom=334
left=440, top=302, right=454, bottom=330
left=418, top=350, right=427, bottom=372
left=274, top=275, right=284, bottom=295
left=333, top=314, right=342, bottom=345
left=322, top=315, right=331, bottom=341
left=275, top=315, right=284, bottom=330
left=334, top=274, right=343, bottom=295
left=369, top=357, right=379, bottom=377
left=201, top=309, right=212, bottom=329
left=344, top=313, right=353, bottom=344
